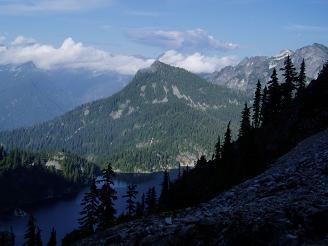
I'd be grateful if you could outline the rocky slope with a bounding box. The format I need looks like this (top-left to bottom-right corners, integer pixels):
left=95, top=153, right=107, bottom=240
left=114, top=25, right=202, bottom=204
left=209, top=43, right=328, bottom=93
left=77, top=128, right=328, bottom=245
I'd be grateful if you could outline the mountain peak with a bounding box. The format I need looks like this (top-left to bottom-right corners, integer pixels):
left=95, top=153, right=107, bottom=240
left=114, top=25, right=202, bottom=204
left=138, top=60, right=176, bottom=75
left=274, top=49, right=293, bottom=60
left=151, top=60, right=166, bottom=68
left=150, top=60, right=174, bottom=71
left=17, top=61, right=37, bottom=70
left=312, top=43, right=328, bottom=50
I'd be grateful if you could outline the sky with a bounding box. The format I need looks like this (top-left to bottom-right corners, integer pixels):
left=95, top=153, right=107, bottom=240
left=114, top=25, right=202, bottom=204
left=0, top=0, right=327, bottom=75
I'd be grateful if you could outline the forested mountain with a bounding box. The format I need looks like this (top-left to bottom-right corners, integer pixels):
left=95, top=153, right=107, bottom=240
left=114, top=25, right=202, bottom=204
left=64, top=60, right=328, bottom=245
left=0, top=62, right=129, bottom=130
left=0, top=61, right=247, bottom=172
left=0, top=148, right=98, bottom=213
left=208, top=43, right=328, bottom=92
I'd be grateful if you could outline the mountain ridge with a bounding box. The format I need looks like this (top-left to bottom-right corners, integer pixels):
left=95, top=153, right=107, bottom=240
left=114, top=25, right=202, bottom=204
left=209, top=43, right=328, bottom=92
left=0, top=61, right=248, bottom=171
left=0, top=63, right=130, bottom=130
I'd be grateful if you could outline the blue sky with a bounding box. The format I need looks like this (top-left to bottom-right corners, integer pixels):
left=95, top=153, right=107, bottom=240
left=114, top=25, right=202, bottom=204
left=0, top=0, right=327, bottom=74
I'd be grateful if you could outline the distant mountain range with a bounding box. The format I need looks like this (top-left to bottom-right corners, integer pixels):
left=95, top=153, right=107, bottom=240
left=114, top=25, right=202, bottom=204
left=0, top=61, right=247, bottom=172
left=0, top=62, right=130, bottom=130
left=0, top=43, right=326, bottom=131
left=208, top=43, right=328, bottom=92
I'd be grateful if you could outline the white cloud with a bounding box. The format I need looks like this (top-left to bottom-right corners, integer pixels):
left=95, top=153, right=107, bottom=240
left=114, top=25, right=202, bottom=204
left=0, top=36, right=6, bottom=45
left=285, top=24, right=328, bottom=32
left=0, top=37, right=155, bottom=75
left=159, top=50, right=239, bottom=73
left=0, top=0, right=113, bottom=14
left=128, top=28, right=239, bottom=52
left=11, top=36, right=36, bottom=46
left=0, top=36, right=238, bottom=75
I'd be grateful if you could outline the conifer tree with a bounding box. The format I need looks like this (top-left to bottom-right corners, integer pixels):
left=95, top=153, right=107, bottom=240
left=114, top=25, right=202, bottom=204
left=136, top=193, right=145, bottom=217
left=252, top=80, right=262, bottom=128
left=35, top=228, right=42, bottom=246
left=47, top=228, right=56, bottom=246
left=78, top=179, right=99, bottom=232
left=151, top=187, right=157, bottom=211
left=239, top=103, right=251, bottom=138
left=267, top=68, right=281, bottom=117
left=296, top=59, right=306, bottom=96
left=178, top=163, right=181, bottom=178
left=24, top=215, right=36, bottom=246
left=145, top=188, right=152, bottom=214
left=159, top=170, right=170, bottom=210
left=195, top=155, right=207, bottom=168
left=97, top=163, right=117, bottom=230
left=123, top=184, right=138, bottom=217
left=260, top=86, right=268, bottom=125
left=145, top=187, right=157, bottom=214
left=221, top=121, right=232, bottom=164
left=214, top=135, right=221, bottom=161
left=280, top=55, right=297, bottom=107
left=10, top=226, right=15, bottom=246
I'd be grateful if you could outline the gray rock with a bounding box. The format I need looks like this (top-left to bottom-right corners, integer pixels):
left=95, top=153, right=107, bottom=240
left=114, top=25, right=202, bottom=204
left=77, top=129, right=328, bottom=246
left=209, top=43, right=328, bottom=93
left=164, top=217, right=172, bottom=225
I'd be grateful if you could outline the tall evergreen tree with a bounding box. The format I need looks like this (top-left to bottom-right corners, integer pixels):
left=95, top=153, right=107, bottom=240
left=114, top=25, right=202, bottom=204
left=24, top=215, right=36, bottom=246
left=195, top=155, right=207, bottom=168
left=123, top=184, right=138, bottom=217
left=78, top=179, right=99, bottom=232
left=35, top=228, right=42, bottom=246
left=221, top=121, right=233, bottom=166
left=267, top=68, right=281, bottom=117
left=97, top=163, right=117, bottom=230
left=145, top=187, right=157, bottom=214
left=136, top=193, right=145, bottom=217
left=239, top=103, right=251, bottom=138
left=280, top=55, right=297, bottom=107
left=177, top=163, right=181, bottom=179
left=252, top=80, right=262, bottom=128
left=159, top=170, right=170, bottom=210
left=296, top=59, right=306, bottom=96
left=260, top=86, right=269, bottom=125
left=214, top=135, right=221, bottom=161
left=47, top=228, right=56, bottom=246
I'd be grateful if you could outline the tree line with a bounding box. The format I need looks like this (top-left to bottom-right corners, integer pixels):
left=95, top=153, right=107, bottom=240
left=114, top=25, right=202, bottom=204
left=62, top=162, right=167, bottom=245
left=0, top=148, right=98, bottom=213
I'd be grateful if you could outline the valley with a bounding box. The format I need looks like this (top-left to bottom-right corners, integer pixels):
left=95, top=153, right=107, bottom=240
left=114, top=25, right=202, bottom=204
left=0, top=35, right=327, bottom=245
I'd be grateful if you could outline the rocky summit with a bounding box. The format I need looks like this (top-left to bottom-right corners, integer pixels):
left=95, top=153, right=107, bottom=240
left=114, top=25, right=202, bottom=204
left=209, top=43, right=328, bottom=93
left=77, top=128, right=328, bottom=245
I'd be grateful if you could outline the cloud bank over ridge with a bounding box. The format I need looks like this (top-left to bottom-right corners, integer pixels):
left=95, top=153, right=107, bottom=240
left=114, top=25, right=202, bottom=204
left=0, top=36, right=239, bottom=75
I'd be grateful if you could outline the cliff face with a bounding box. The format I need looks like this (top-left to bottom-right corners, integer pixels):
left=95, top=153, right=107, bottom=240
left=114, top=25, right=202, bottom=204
left=210, top=43, right=328, bottom=93
left=78, top=129, right=328, bottom=245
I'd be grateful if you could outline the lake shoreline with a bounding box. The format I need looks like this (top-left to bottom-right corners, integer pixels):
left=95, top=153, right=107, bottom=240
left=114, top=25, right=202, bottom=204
left=0, top=186, right=85, bottom=217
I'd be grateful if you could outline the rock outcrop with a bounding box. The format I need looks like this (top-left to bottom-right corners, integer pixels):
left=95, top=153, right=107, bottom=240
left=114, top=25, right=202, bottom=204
left=78, top=129, right=328, bottom=245
left=209, top=43, right=328, bottom=93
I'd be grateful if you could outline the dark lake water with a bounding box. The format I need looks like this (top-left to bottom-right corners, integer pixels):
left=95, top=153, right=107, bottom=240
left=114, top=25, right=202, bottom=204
left=0, top=169, right=179, bottom=245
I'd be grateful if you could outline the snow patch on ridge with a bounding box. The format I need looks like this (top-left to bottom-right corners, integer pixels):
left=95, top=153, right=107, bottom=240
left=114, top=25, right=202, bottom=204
left=273, top=49, right=293, bottom=60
